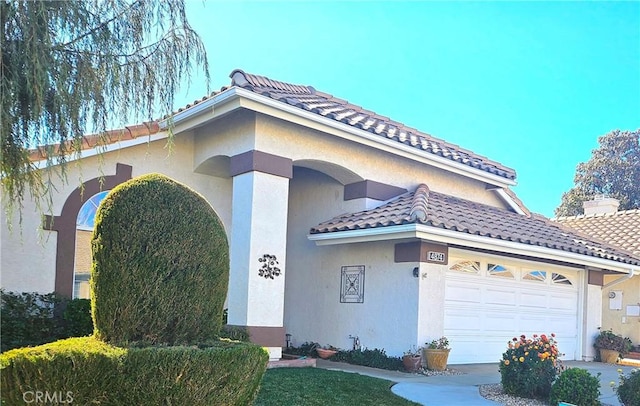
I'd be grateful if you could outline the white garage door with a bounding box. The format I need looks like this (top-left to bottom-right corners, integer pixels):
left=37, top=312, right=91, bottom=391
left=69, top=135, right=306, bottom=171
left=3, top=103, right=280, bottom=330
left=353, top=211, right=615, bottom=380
left=444, top=258, right=579, bottom=364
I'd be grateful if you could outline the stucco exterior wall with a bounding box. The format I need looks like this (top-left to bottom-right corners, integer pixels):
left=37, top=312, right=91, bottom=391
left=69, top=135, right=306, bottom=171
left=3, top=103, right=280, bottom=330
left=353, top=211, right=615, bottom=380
left=1, top=133, right=233, bottom=295
left=255, top=113, right=506, bottom=209
left=601, top=275, right=640, bottom=344
left=284, top=167, right=420, bottom=356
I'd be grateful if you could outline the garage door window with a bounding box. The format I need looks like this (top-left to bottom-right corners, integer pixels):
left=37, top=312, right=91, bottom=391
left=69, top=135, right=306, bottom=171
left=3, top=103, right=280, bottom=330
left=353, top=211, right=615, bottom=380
left=449, top=260, right=480, bottom=274
left=488, top=263, right=514, bottom=278
left=523, top=270, right=547, bottom=282
left=552, top=273, right=573, bottom=285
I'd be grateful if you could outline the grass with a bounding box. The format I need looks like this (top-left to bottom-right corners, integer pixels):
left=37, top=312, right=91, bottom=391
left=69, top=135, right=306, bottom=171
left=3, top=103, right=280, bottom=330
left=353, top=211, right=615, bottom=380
left=254, top=367, right=420, bottom=406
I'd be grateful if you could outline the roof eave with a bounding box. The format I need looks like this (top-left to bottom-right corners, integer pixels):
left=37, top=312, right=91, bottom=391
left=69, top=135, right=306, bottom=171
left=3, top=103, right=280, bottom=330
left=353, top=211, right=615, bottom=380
left=167, top=87, right=517, bottom=187
left=307, top=224, right=639, bottom=273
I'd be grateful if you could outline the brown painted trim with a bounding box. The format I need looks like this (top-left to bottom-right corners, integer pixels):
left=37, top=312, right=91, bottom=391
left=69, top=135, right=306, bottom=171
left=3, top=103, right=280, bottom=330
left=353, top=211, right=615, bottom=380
left=395, top=241, right=449, bottom=264
left=43, top=163, right=133, bottom=298
left=588, top=270, right=604, bottom=286
left=344, top=180, right=407, bottom=201
left=229, top=150, right=293, bottom=179
left=236, top=326, right=285, bottom=347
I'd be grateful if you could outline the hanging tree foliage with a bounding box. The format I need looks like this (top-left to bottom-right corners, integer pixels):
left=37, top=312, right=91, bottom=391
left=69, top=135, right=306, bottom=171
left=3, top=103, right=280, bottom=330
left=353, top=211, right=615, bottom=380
left=1, top=0, right=209, bottom=218
left=555, top=129, right=640, bottom=217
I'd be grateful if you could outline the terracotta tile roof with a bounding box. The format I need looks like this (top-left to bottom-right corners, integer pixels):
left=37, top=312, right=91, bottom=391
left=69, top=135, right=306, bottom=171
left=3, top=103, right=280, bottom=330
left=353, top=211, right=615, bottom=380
left=229, top=69, right=516, bottom=181
left=310, top=185, right=640, bottom=267
left=32, top=69, right=517, bottom=183
left=29, top=121, right=161, bottom=161
left=554, top=210, right=640, bottom=256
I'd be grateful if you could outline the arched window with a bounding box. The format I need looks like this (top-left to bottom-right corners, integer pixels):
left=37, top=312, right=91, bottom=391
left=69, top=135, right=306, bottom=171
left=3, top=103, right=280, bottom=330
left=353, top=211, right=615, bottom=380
left=74, top=191, right=109, bottom=298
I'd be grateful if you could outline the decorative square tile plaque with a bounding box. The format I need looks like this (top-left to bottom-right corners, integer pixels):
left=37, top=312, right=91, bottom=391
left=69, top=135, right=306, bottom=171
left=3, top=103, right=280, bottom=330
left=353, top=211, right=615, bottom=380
left=340, top=265, right=365, bottom=303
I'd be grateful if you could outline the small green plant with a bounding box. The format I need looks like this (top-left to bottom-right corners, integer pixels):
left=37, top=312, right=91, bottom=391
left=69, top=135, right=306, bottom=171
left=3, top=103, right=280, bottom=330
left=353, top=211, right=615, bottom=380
left=403, top=346, right=423, bottom=357
left=426, top=336, right=449, bottom=350
left=333, top=348, right=404, bottom=371
left=614, top=368, right=640, bottom=406
left=550, top=368, right=601, bottom=406
left=594, top=329, right=633, bottom=354
left=499, top=333, right=563, bottom=400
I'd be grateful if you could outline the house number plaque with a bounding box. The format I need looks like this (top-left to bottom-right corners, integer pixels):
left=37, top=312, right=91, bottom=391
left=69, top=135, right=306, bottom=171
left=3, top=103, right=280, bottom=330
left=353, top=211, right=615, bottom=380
left=427, top=251, right=446, bottom=263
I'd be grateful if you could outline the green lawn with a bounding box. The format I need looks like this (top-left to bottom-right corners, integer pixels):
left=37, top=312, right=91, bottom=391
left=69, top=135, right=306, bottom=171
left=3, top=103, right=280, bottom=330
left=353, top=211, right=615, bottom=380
left=254, top=367, right=420, bottom=406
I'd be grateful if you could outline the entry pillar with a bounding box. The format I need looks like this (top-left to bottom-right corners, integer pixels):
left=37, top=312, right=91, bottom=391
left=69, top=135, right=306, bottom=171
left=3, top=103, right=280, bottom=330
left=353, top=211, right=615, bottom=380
left=227, top=150, right=292, bottom=360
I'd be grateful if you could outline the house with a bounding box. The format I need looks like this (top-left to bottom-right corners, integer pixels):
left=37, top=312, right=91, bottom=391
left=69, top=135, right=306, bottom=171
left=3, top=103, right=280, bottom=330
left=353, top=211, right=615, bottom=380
left=555, top=197, right=640, bottom=344
left=2, top=69, right=639, bottom=363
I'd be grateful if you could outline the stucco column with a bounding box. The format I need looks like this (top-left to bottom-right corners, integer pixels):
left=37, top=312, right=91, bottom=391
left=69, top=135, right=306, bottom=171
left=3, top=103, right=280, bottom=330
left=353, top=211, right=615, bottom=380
left=582, top=270, right=603, bottom=361
left=227, top=150, right=292, bottom=360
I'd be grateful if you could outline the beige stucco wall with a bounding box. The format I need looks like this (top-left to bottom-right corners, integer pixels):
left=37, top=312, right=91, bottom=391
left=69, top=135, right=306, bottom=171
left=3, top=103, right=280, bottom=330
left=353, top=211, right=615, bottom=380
left=601, top=275, right=640, bottom=344
left=255, top=113, right=506, bottom=208
left=284, top=167, right=422, bottom=355
left=1, top=132, right=233, bottom=295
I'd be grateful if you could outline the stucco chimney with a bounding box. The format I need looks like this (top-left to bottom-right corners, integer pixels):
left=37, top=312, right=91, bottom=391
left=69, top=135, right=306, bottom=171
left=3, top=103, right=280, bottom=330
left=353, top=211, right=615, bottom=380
left=583, top=194, right=620, bottom=215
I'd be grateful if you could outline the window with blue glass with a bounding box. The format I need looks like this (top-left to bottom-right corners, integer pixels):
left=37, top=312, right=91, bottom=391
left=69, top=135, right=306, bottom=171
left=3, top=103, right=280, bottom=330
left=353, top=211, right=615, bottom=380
left=74, top=190, right=109, bottom=298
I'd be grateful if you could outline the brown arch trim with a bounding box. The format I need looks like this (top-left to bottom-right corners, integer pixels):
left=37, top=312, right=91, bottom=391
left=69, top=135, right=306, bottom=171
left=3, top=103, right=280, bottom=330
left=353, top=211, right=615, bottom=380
left=43, top=163, right=132, bottom=297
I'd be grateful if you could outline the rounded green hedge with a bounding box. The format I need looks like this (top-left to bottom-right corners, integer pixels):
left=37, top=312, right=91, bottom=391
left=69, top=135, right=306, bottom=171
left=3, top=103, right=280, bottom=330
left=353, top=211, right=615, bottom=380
left=549, top=368, right=600, bottom=406
left=0, top=337, right=268, bottom=406
left=91, top=173, right=229, bottom=345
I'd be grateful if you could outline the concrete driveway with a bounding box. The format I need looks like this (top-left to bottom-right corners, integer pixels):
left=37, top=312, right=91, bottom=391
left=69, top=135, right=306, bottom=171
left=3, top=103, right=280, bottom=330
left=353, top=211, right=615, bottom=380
left=316, top=359, right=638, bottom=406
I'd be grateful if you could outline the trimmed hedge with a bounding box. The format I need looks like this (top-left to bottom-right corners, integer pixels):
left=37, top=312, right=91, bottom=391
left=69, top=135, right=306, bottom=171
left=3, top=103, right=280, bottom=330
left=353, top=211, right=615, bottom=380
left=91, top=173, right=229, bottom=345
left=1, top=290, right=92, bottom=352
left=549, top=368, right=600, bottom=406
left=0, top=336, right=268, bottom=405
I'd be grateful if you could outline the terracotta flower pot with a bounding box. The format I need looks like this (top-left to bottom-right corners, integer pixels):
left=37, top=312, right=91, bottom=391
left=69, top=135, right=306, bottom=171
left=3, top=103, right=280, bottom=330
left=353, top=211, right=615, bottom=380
left=402, top=355, right=422, bottom=372
left=599, top=348, right=620, bottom=364
left=316, top=348, right=337, bottom=359
left=423, top=348, right=450, bottom=371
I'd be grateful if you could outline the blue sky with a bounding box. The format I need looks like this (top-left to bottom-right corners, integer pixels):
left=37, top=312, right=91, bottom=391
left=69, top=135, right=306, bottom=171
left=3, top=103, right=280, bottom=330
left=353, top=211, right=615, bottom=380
left=175, top=1, right=640, bottom=217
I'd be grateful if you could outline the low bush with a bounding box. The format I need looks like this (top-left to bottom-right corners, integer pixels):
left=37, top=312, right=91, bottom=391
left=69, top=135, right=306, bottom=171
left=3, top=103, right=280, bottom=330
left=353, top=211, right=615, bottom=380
left=499, top=333, right=562, bottom=400
left=0, top=336, right=268, bottom=405
left=334, top=348, right=404, bottom=371
left=616, top=368, right=640, bottom=406
left=219, top=325, right=250, bottom=342
left=1, top=290, right=92, bottom=352
left=549, top=368, right=600, bottom=406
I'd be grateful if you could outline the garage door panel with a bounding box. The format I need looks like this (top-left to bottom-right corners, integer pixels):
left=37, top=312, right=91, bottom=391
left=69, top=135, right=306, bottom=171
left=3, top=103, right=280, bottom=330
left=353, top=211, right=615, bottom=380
left=444, top=268, right=579, bottom=364
left=520, top=291, right=549, bottom=308
left=444, top=312, right=483, bottom=331
left=485, top=288, right=517, bottom=306
left=549, top=293, right=577, bottom=311
left=445, top=283, right=482, bottom=303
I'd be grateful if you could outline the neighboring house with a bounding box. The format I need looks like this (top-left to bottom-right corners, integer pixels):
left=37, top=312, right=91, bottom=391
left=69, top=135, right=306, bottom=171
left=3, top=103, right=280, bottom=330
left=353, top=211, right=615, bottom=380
left=555, top=197, right=640, bottom=344
left=2, top=70, right=639, bottom=363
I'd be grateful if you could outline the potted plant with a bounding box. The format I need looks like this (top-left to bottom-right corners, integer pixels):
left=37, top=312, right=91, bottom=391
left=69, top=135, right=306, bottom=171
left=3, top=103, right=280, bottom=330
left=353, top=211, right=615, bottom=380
left=316, top=345, right=338, bottom=359
left=423, top=336, right=450, bottom=371
left=594, top=329, right=632, bottom=363
left=402, top=347, right=423, bottom=372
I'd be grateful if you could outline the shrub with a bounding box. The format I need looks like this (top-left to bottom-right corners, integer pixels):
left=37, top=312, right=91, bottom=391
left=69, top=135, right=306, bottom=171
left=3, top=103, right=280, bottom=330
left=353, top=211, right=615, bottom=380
left=333, top=348, right=404, bottom=371
left=62, top=298, right=92, bottom=337
left=616, top=368, right=640, bottom=406
left=91, top=173, right=229, bottom=345
left=219, top=325, right=250, bottom=342
left=594, top=329, right=633, bottom=354
left=550, top=368, right=600, bottom=406
left=499, top=333, right=562, bottom=400
left=1, top=291, right=92, bottom=352
left=0, top=336, right=268, bottom=405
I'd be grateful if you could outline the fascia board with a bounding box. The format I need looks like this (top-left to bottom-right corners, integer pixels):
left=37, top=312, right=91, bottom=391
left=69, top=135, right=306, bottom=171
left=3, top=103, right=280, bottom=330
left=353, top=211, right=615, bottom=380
left=172, top=87, right=515, bottom=187
left=33, top=131, right=169, bottom=169
left=308, top=223, right=637, bottom=273
left=308, top=224, right=418, bottom=245
left=494, top=188, right=526, bottom=215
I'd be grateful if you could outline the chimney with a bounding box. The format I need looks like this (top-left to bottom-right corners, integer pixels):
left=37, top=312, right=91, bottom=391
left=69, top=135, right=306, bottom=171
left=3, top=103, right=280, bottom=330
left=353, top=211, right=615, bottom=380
left=583, top=194, right=620, bottom=215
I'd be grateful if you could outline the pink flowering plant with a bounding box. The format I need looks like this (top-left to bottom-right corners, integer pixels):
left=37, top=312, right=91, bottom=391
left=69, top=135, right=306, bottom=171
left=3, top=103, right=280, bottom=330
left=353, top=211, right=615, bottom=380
left=499, top=333, right=564, bottom=400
